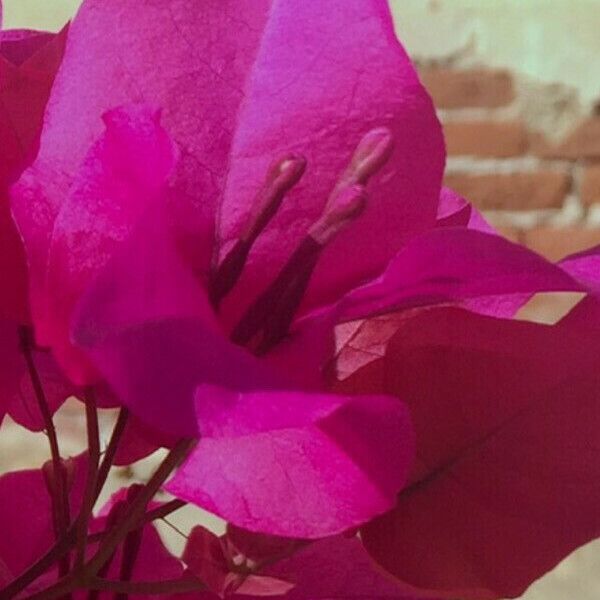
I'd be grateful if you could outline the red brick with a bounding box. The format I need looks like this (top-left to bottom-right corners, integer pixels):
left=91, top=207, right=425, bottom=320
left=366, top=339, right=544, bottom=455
left=532, top=117, right=600, bottom=160
left=443, top=171, right=571, bottom=211
left=524, top=227, right=600, bottom=261
left=581, top=164, right=600, bottom=204
left=419, top=68, right=514, bottom=109
left=444, top=121, right=528, bottom=157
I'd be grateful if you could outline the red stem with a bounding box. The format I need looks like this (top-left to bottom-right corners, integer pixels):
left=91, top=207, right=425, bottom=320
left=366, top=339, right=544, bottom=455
left=87, top=577, right=204, bottom=595
left=0, top=499, right=187, bottom=599
left=75, top=391, right=101, bottom=569
left=21, top=440, right=195, bottom=600
left=95, top=408, right=129, bottom=499
left=19, top=327, right=72, bottom=593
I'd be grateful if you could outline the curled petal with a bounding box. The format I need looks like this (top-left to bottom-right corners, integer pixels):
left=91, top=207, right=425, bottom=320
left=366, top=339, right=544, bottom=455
left=17, top=104, right=178, bottom=383
left=71, top=205, right=278, bottom=436
left=340, top=228, right=581, bottom=322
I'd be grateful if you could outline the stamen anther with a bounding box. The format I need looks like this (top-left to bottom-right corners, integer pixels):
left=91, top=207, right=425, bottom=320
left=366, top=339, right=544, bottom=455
left=309, top=127, right=393, bottom=246
left=210, top=154, right=306, bottom=307
left=344, top=126, right=394, bottom=185
left=241, top=155, right=307, bottom=244
left=308, top=184, right=367, bottom=245
left=229, top=128, right=393, bottom=355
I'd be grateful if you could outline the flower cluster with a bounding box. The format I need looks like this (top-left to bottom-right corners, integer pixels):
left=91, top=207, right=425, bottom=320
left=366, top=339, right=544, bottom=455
left=2, top=1, right=600, bottom=599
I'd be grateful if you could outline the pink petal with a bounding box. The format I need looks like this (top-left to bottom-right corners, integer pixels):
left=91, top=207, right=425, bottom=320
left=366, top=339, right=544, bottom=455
left=183, top=525, right=295, bottom=598
left=338, top=307, right=600, bottom=599
left=219, top=0, right=444, bottom=324
left=340, top=228, right=581, bottom=321
left=182, top=526, right=233, bottom=596
left=560, top=243, right=600, bottom=294
left=435, top=188, right=533, bottom=318
left=12, top=0, right=273, bottom=282
left=20, top=105, right=178, bottom=384
left=0, top=27, right=68, bottom=185
left=167, top=391, right=414, bottom=538
left=263, top=536, right=430, bottom=599
left=71, top=206, right=279, bottom=436
left=435, top=187, right=494, bottom=234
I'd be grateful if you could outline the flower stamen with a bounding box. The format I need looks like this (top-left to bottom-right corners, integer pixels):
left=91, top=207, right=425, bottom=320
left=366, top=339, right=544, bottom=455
left=209, top=155, right=306, bottom=307
left=230, top=128, right=393, bottom=354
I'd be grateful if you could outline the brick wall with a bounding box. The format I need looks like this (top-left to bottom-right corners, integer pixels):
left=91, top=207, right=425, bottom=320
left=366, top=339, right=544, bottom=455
left=420, top=66, right=600, bottom=262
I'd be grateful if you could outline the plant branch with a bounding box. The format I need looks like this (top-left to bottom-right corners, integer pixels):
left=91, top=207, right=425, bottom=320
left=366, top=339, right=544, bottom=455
left=86, top=438, right=194, bottom=575
left=0, top=498, right=187, bottom=599
left=86, top=498, right=187, bottom=544
left=86, top=576, right=204, bottom=595
left=19, top=326, right=71, bottom=585
left=20, top=439, right=195, bottom=600
left=94, top=408, right=129, bottom=499
left=75, top=391, right=100, bottom=569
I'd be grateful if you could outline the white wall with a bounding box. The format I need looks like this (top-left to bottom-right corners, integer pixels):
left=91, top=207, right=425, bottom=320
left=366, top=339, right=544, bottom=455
left=391, top=0, right=600, bottom=107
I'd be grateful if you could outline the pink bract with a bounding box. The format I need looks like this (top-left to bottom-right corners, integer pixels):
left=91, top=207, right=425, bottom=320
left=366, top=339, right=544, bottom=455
left=7, top=0, right=600, bottom=584
left=0, top=20, right=72, bottom=428
left=337, top=306, right=600, bottom=599
left=11, top=0, right=444, bottom=370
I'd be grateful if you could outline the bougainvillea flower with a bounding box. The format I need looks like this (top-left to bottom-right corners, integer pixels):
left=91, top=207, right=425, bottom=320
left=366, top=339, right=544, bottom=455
left=0, top=18, right=72, bottom=429
left=12, top=0, right=600, bottom=539
left=11, top=0, right=444, bottom=377
left=336, top=306, right=600, bottom=599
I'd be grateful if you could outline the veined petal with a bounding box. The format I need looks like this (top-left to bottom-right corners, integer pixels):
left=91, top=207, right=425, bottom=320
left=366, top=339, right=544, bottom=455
left=167, top=390, right=414, bottom=538
left=17, top=105, right=178, bottom=384
left=11, top=0, right=273, bottom=282
left=219, top=0, right=444, bottom=324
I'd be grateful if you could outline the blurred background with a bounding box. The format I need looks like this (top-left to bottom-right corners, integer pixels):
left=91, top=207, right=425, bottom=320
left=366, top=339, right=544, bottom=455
left=2, top=1, right=600, bottom=598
